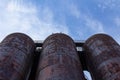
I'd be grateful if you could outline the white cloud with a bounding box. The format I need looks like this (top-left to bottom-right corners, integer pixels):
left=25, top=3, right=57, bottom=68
left=75, top=14, right=105, bottom=41
left=69, top=3, right=81, bottom=19
left=6, top=0, right=36, bottom=13
left=96, top=0, right=120, bottom=10
left=66, top=2, right=105, bottom=33
left=41, top=7, right=54, bottom=23
left=67, top=2, right=105, bottom=40
left=114, top=17, right=120, bottom=27
left=0, top=0, right=69, bottom=41
left=84, top=16, right=105, bottom=33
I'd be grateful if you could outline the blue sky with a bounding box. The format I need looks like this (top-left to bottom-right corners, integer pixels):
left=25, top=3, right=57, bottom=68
left=0, top=0, right=120, bottom=79
left=0, top=0, right=120, bottom=44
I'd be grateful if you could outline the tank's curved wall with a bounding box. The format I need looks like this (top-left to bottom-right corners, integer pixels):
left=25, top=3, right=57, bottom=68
left=36, top=33, right=85, bottom=80
left=84, top=34, right=120, bottom=80
left=0, top=33, right=35, bottom=80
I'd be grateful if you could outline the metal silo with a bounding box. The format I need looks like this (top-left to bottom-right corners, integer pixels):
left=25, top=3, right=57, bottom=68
left=0, top=33, right=35, bottom=80
left=36, top=33, right=85, bottom=80
left=84, top=34, right=120, bottom=80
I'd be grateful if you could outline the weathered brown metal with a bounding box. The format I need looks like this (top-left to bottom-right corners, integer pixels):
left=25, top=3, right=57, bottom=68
left=35, top=33, right=85, bottom=80
left=0, top=33, right=35, bottom=80
left=84, top=34, right=120, bottom=80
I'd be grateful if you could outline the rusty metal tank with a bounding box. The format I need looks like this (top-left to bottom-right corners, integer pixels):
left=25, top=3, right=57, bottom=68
left=84, top=34, right=120, bottom=80
left=35, top=33, right=85, bottom=80
left=0, top=33, right=35, bottom=80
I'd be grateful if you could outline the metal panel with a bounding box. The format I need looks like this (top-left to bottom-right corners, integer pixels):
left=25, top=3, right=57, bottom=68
left=84, top=34, right=120, bottom=80
left=0, top=33, right=35, bottom=80
left=36, top=33, right=85, bottom=80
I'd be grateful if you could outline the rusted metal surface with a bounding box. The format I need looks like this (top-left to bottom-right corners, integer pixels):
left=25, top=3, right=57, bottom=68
left=84, top=34, right=120, bottom=80
left=35, top=33, right=85, bottom=80
left=0, top=33, right=35, bottom=80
